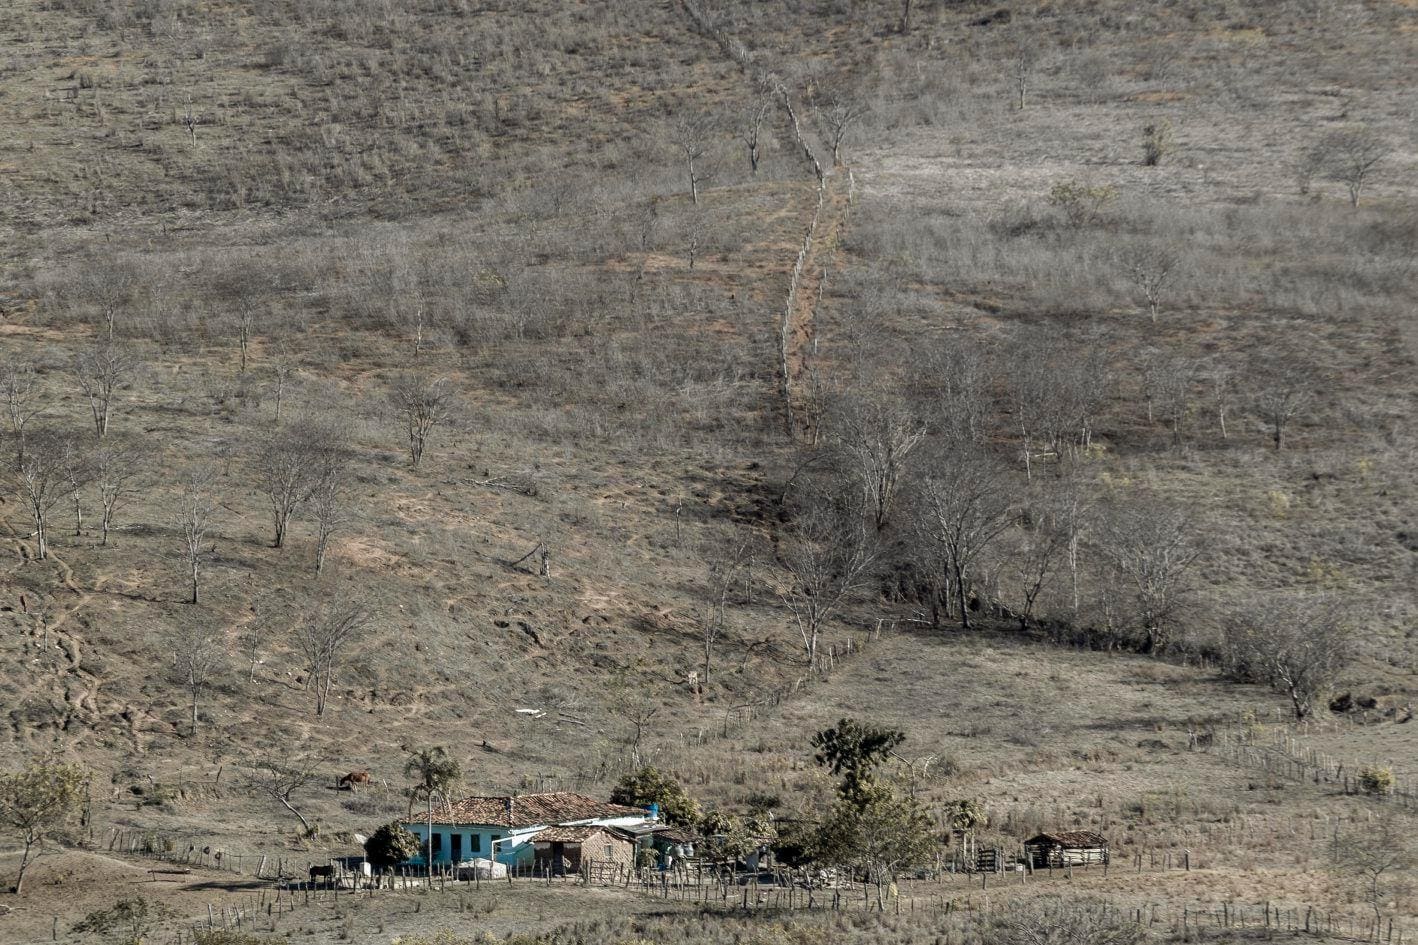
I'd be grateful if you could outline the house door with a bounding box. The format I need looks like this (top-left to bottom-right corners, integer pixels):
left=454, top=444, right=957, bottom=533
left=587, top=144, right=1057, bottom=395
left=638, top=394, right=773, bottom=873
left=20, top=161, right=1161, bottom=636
left=451, top=834, right=463, bottom=863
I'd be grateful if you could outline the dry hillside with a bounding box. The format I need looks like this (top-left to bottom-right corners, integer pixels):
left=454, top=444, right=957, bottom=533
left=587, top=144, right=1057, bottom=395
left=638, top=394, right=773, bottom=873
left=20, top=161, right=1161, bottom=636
left=0, top=0, right=1416, bottom=942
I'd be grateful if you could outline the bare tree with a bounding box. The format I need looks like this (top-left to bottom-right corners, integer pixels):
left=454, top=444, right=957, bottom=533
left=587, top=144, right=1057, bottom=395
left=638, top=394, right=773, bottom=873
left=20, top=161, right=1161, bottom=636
left=742, top=92, right=772, bottom=176
left=246, top=754, right=321, bottom=834
left=1205, top=359, right=1233, bottom=440
left=1043, top=471, right=1091, bottom=618
left=922, top=336, right=991, bottom=446
left=63, top=448, right=93, bottom=538
left=271, top=354, right=295, bottom=424
left=1119, top=244, right=1180, bottom=323
left=1249, top=359, right=1315, bottom=451
left=697, top=538, right=753, bottom=694
left=253, top=421, right=336, bottom=548
left=828, top=394, right=926, bottom=531
left=73, top=343, right=134, bottom=439
left=1223, top=593, right=1351, bottom=720
left=4, top=430, right=80, bottom=560
left=917, top=451, right=1014, bottom=630
left=309, top=452, right=349, bottom=575
left=298, top=603, right=372, bottom=716
left=1095, top=499, right=1197, bottom=653
left=1006, top=330, right=1109, bottom=477
left=1009, top=39, right=1037, bottom=111
left=237, top=615, right=271, bottom=683
left=1332, top=818, right=1415, bottom=928
left=212, top=261, right=268, bottom=373
left=815, top=91, right=867, bottom=166
left=92, top=442, right=144, bottom=546
left=608, top=675, right=660, bottom=769
left=1313, top=126, right=1390, bottom=207
left=174, top=471, right=217, bottom=605
left=2, top=361, right=43, bottom=467
left=668, top=114, right=714, bottom=204
left=172, top=626, right=225, bottom=736
left=777, top=504, right=877, bottom=670
left=391, top=373, right=450, bottom=468
left=1004, top=501, right=1068, bottom=631
left=1139, top=350, right=1200, bottom=447
left=74, top=258, right=141, bottom=342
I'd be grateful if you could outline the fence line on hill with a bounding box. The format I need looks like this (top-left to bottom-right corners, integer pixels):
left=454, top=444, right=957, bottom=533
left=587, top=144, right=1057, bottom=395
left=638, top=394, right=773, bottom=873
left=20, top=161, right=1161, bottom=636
left=1200, top=725, right=1416, bottom=810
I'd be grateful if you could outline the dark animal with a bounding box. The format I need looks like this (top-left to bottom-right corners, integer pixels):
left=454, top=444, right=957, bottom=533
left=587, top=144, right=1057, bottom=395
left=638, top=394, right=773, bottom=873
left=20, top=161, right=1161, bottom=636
left=338, top=770, right=371, bottom=790
left=309, top=864, right=335, bottom=884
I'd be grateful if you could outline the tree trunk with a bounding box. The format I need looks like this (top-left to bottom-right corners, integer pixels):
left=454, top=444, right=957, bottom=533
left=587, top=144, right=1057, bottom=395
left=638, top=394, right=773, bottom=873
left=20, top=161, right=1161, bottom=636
left=279, top=795, right=312, bottom=833
left=190, top=692, right=199, bottom=736
left=954, top=563, right=971, bottom=630
left=13, top=838, right=37, bottom=894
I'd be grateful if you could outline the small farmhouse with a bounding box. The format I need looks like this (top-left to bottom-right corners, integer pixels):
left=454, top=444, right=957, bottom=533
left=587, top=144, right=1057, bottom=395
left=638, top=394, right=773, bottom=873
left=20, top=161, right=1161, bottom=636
left=1025, top=830, right=1110, bottom=868
left=403, top=791, right=654, bottom=867
left=532, top=825, right=636, bottom=875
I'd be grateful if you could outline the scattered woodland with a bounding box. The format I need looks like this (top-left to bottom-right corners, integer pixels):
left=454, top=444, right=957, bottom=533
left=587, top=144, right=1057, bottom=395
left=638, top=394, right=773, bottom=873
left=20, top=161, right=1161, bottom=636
left=0, top=0, right=1415, bottom=942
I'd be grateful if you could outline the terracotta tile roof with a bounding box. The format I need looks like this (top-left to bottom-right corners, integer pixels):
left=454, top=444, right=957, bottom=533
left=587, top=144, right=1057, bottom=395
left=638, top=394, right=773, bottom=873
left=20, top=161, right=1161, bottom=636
left=416, top=792, right=649, bottom=828
left=1027, top=830, right=1108, bottom=848
left=532, top=825, right=627, bottom=844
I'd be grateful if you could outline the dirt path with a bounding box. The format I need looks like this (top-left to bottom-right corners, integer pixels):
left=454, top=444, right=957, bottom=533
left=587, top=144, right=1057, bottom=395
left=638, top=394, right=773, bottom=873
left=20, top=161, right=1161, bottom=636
left=0, top=517, right=150, bottom=748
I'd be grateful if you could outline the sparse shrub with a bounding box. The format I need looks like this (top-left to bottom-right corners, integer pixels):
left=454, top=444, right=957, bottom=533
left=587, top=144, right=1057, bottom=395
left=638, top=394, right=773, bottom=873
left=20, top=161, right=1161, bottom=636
left=944, top=798, right=989, bottom=830
left=1048, top=180, right=1117, bottom=227
left=1359, top=765, right=1395, bottom=796
left=73, top=896, right=173, bottom=945
left=1141, top=119, right=1174, bottom=166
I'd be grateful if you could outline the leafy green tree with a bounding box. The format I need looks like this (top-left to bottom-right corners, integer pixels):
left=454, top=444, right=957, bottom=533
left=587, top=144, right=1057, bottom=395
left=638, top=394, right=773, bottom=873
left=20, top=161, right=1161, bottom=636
left=815, top=789, right=936, bottom=910
left=73, top=896, right=173, bottom=944
left=698, top=810, right=755, bottom=865
left=810, top=718, right=904, bottom=808
left=610, top=766, right=700, bottom=826
left=403, top=746, right=461, bottom=818
left=365, top=821, right=421, bottom=870
left=0, top=760, right=87, bottom=894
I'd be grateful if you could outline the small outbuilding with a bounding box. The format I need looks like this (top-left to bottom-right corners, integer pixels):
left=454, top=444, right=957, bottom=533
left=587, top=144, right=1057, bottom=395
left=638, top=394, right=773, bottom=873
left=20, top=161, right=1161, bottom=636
left=531, top=825, right=636, bottom=876
left=1025, top=830, right=1109, bottom=869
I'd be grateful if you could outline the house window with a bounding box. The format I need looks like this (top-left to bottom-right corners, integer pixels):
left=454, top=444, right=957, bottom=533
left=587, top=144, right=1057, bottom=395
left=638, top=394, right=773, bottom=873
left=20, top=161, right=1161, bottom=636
left=604, top=845, right=614, bottom=858
left=430, top=833, right=443, bottom=859
left=469, top=833, right=482, bottom=853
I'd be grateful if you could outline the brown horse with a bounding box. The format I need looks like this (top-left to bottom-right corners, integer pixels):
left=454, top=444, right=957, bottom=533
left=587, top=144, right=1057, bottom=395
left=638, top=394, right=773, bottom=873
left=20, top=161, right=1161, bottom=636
left=337, top=770, right=371, bottom=790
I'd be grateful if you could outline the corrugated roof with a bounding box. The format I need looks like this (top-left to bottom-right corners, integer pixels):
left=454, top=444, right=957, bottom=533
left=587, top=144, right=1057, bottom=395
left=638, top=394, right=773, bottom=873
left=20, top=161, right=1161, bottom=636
left=411, top=792, right=649, bottom=828
left=1027, top=830, right=1108, bottom=847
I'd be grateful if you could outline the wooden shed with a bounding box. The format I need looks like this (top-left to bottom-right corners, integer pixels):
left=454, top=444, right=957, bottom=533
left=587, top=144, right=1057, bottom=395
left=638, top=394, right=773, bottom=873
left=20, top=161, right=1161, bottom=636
left=531, top=825, right=635, bottom=876
left=1025, top=830, right=1109, bottom=869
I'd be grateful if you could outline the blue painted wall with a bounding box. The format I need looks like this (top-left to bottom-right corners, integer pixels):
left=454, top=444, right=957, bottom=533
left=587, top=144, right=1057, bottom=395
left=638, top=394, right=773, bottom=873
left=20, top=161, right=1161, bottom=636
left=404, top=823, right=536, bottom=866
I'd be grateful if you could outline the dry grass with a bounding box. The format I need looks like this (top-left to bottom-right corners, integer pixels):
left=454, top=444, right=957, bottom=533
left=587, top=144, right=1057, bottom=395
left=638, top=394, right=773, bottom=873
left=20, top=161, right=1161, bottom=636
left=1, top=0, right=1416, bottom=942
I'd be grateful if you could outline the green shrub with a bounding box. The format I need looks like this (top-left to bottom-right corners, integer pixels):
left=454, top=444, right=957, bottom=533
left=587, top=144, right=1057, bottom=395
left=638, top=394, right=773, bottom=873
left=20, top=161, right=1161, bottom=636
left=1142, top=119, right=1174, bottom=166
left=1358, top=765, right=1395, bottom=796
left=609, top=766, right=700, bottom=826
left=1047, top=181, right=1117, bottom=227
left=366, top=821, right=421, bottom=868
